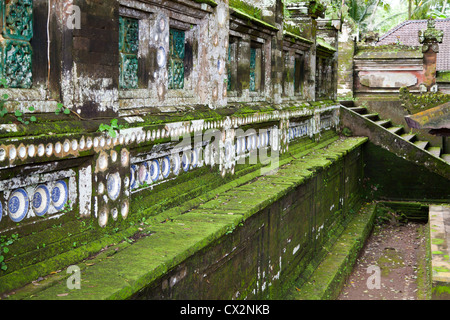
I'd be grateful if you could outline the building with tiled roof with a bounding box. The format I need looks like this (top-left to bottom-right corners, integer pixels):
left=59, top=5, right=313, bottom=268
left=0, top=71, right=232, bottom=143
left=377, top=19, right=450, bottom=71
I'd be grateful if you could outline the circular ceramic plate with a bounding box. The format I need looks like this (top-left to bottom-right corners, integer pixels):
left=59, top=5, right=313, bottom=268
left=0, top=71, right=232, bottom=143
left=157, top=46, right=166, bottom=67
left=121, top=200, right=129, bottom=219
left=161, top=156, right=171, bottom=178
left=8, top=188, right=29, bottom=222
left=51, top=180, right=68, bottom=211
left=130, top=164, right=138, bottom=190
left=172, top=153, right=181, bottom=175
left=191, top=149, right=198, bottom=168
left=107, top=172, right=121, bottom=201
left=32, top=185, right=50, bottom=216
left=138, top=162, right=149, bottom=186
left=235, top=138, right=241, bottom=155
left=182, top=152, right=190, bottom=172
left=149, top=159, right=160, bottom=182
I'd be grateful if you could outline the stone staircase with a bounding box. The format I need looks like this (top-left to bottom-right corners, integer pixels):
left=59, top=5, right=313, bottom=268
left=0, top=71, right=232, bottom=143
left=349, top=106, right=450, bottom=163
left=340, top=105, right=450, bottom=180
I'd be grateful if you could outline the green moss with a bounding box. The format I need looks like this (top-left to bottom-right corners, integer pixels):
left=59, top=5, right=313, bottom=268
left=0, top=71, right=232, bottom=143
left=316, top=37, right=336, bottom=53
left=3, top=135, right=368, bottom=300
left=436, top=71, right=450, bottom=83
left=356, top=44, right=421, bottom=54
left=433, top=266, right=450, bottom=273
left=192, top=0, right=217, bottom=7
left=400, top=86, right=450, bottom=114
left=432, top=238, right=445, bottom=245
left=433, top=285, right=450, bottom=296
left=229, top=5, right=278, bottom=31
left=229, top=0, right=262, bottom=20
left=285, top=202, right=377, bottom=300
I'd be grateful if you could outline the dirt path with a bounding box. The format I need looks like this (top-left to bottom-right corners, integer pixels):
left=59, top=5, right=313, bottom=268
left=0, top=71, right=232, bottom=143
left=338, top=220, right=429, bottom=300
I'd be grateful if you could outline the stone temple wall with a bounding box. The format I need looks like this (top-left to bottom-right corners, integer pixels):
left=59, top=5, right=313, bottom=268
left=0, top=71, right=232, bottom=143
left=0, top=0, right=341, bottom=291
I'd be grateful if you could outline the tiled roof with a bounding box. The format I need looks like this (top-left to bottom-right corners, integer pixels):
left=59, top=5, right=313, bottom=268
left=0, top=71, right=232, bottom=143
left=376, top=19, right=450, bottom=71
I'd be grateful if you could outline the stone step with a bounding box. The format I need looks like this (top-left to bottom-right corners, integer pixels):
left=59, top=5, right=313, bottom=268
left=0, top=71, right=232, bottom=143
left=285, top=203, right=377, bottom=300
left=414, top=140, right=429, bottom=149
left=428, top=205, right=450, bottom=300
left=442, top=154, right=450, bottom=163
left=362, top=113, right=379, bottom=121
left=349, top=107, right=367, bottom=115
left=386, top=126, right=404, bottom=135
left=401, top=133, right=417, bottom=142
left=427, top=147, right=442, bottom=158
left=374, top=119, right=391, bottom=128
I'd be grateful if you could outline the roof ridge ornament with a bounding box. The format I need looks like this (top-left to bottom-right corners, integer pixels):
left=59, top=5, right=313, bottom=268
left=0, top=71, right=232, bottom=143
left=419, top=18, right=444, bottom=53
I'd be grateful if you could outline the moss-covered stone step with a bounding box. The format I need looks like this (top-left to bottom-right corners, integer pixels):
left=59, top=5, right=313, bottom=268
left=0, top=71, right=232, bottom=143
left=362, top=113, right=380, bottom=121
left=348, top=107, right=368, bottom=115
left=427, top=147, right=441, bottom=158
left=4, top=136, right=368, bottom=300
left=414, top=140, right=429, bottom=149
left=386, top=126, right=404, bottom=135
left=442, top=154, right=450, bottom=163
left=380, top=201, right=429, bottom=221
left=375, top=119, right=391, bottom=128
left=429, top=205, right=450, bottom=300
left=284, top=202, right=377, bottom=300
left=401, top=133, right=417, bottom=142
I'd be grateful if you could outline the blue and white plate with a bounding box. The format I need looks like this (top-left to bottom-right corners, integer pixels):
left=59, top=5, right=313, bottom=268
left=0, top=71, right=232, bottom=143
left=51, top=180, right=68, bottom=211
left=107, top=172, right=121, bottom=201
left=32, top=185, right=50, bottom=216
left=149, top=159, right=160, bottom=182
left=182, top=152, right=190, bottom=172
left=130, top=164, right=138, bottom=190
left=8, top=188, right=29, bottom=222
left=161, top=156, right=171, bottom=178
left=172, top=153, right=181, bottom=175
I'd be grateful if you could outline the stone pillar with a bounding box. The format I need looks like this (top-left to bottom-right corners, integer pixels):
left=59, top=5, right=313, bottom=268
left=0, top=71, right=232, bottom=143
left=317, top=19, right=340, bottom=100
left=206, top=0, right=229, bottom=108
left=285, top=0, right=325, bottom=102
left=337, top=21, right=356, bottom=101
left=419, top=19, right=444, bottom=92
left=270, top=0, right=284, bottom=105
left=63, top=0, right=120, bottom=119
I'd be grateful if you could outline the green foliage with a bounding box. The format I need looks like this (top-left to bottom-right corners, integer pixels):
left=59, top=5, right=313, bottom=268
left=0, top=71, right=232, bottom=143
left=98, top=119, right=124, bottom=138
left=0, top=79, right=38, bottom=124
left=55, top=103, right=71, bottom=116
left=409, top=0, right=450, bottom=19
left=0, top=233, right=19, bottom=271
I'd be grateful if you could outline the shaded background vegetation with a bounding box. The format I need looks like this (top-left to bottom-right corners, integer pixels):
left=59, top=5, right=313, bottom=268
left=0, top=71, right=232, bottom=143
left=317, top=0, right=449, bottom=36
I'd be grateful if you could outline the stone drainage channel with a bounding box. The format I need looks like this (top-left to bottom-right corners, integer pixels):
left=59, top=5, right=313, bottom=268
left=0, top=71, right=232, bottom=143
left=338, top=218, right=430, bottom=300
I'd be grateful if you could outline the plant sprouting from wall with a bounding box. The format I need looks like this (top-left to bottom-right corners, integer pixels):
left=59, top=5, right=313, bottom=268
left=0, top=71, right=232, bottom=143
left=55, top=103, right=71, bottom=116
left=0, top=233, right=19, bottom=271
left=98, top=119, right=124, bottom=138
